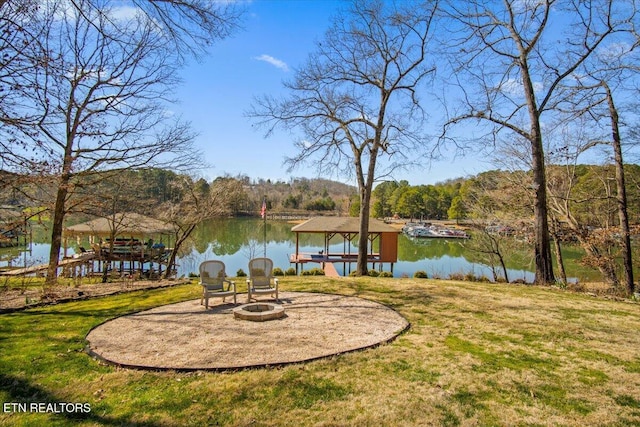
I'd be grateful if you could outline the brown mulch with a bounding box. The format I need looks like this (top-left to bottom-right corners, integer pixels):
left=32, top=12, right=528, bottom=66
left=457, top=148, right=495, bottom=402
left=0, top=279, right=191, bottom=313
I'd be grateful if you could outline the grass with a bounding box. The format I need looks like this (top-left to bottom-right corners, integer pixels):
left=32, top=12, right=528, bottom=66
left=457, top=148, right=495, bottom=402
left=1, top=277, right=640, bottom=426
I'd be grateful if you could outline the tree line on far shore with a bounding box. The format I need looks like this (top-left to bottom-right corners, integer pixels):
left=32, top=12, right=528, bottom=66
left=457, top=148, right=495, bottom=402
left=6, top=163, right=639, bottom=228
left=2, top=162, right=639, bottom=290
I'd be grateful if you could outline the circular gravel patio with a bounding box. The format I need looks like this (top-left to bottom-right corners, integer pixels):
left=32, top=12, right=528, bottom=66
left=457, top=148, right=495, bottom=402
left=86, top=292, right=409, bottom=371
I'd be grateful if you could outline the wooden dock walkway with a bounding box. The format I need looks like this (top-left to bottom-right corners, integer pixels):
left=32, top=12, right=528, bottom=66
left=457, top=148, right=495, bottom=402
left=322, top=263, right=340, bottom=277
left=0, top=253, right=96, bottom=276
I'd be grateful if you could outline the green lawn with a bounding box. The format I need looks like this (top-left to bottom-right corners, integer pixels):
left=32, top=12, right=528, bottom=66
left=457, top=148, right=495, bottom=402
left=1, top=277, right=640, bottom=426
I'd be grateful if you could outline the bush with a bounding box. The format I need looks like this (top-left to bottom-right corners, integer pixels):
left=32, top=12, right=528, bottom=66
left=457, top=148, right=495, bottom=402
left=272, top=267, right=284, bottom=276
left=449, top=272, right=465, bottom=281
left=236, top=269, right=247, bottom=277
left=285, top=267, right=297, bottom=276
left=413, top=270, right=428, bottom=279
left=464, top=272, right=477, bottom=282
left=301, top=268, right=325, bottom=276
left=349, top=270, right=392, bottom=277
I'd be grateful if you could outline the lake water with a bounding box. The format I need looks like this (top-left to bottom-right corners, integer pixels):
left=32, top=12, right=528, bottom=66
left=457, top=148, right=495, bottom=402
left=1, top=217, right=600, bottom=282
left=157, top=218, right=596, bottom=282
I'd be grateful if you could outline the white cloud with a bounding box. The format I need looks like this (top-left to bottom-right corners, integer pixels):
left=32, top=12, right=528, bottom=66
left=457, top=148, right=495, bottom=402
left=498, top=77, right=543, bottom=96
left=254, top=54, right=289, bottom=72
left=49, top=1, right=140, bottom=22
left=110, top=6, right=141, bottom=21
left=598, top=41, right=633, bottom=62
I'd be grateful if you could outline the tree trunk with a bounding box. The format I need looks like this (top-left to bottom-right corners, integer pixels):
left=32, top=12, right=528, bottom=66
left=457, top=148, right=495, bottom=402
left=163, top=224, right=196, bottom=279
left=356, top=146, right=379, bottom=276
left=550, top=218, right=567, bottom=286
left=45, top=184, right=68, bottom=287
left=494, top=238, right=509, bottom=284
left=604, top=82, right=634, bottom=295
left=356, top=185, right=371, bottom=276
left=531, top=138, right=555, bottom=284
left=520, top=53, right=555, bottom=285
left=101, top=234, right=116, bottom=283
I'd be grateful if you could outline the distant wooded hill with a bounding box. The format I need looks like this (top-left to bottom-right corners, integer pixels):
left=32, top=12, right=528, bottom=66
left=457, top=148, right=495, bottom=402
left=2, top=165, right=639, bottom=225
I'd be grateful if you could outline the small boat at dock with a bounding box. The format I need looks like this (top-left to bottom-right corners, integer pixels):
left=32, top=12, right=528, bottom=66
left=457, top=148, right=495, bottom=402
left=403, top=223, right=469, bottom=239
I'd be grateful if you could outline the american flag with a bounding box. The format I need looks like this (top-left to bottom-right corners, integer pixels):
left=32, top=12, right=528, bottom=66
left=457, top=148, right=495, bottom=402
left=260, top=198, right=266, bottom=219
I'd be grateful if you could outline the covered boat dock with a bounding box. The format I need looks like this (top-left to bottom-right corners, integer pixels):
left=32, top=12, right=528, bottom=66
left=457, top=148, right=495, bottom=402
left=62, top=212, right=175, bottom=279
left=290, top=217, right=400, bottom=276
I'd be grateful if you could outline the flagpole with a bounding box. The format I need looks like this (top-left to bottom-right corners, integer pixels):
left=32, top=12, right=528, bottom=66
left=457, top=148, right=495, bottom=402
left=261, top=196, right=267, bottom=258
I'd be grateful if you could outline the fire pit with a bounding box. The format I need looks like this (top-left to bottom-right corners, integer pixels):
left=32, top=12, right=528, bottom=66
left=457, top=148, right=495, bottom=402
left=233, top=303, right=285, bottom=322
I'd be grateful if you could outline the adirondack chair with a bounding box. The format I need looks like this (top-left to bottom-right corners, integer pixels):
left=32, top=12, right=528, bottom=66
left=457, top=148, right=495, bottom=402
left=199, top=260, right=236, bottom=308
left=246, top=258, right=279, bottom=302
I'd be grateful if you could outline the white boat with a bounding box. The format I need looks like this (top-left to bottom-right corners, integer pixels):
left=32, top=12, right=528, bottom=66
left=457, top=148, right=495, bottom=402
left=404, top=224, right=469, bottom=239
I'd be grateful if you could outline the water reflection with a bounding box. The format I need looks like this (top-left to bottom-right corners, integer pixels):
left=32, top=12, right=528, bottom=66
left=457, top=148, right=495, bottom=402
left=1, top=218, right=600, bottom=282
left=180, top=218, right=542, bottom=281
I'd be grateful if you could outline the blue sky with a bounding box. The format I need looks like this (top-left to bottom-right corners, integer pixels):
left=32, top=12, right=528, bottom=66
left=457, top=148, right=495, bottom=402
left=173, top=1, right=489, bottom=187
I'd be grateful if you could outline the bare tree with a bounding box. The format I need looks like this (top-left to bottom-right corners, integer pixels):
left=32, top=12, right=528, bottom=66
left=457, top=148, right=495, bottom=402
left=65, top=0, right=243, bottom=62
left=570, top=67, right=638, bottom=294
left=602, top=81, right=634, bottom=294
left=458, top=170, right=533, bottom=283
left=249, top=0, right=438, bottom=275
left=440, top=0, right=634, bottom=285
left=159, top=176, right=239, bottom=279
left=0, top=1, right=52, bottom=152
left=549, top=18, right=639, bottom=294
left=0, top=0, right=240, bottom=140
left=2, top=1, right=201, bottom=285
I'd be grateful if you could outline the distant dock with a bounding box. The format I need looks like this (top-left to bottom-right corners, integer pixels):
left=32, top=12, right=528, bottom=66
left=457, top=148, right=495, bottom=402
left=0, top=253, right=96, bottom=277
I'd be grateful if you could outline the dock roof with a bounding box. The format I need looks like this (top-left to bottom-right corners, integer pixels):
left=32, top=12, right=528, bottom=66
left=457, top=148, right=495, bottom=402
left=291, top=217, right=399, bottom=234
left=64, top=212, right=174, bottom=237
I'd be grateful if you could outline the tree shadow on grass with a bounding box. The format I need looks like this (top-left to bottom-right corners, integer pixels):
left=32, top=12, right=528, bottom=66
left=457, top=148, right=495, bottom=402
left=0, top=373, right=169, bottom=426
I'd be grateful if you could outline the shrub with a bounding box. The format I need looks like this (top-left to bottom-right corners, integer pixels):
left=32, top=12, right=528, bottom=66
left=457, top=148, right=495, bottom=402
left=236, top=269, right=247, bottom=277
left=464, top=272, right=478, bottom=282
left=301, top=268, right=325, bottom=276
left=349, top=270, right=390, bottom=277
left=449, top=272, right=465, bottom=281
left=413, top=270, right=428, bottom=279
left=285, top=267, right=297, bottom=276
left=272, top=267, right=284, bottom=276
